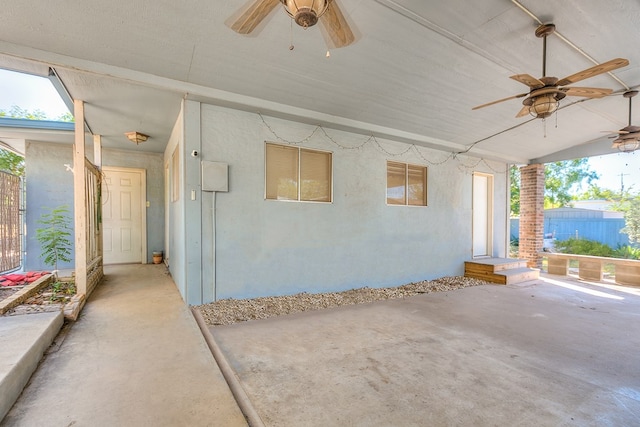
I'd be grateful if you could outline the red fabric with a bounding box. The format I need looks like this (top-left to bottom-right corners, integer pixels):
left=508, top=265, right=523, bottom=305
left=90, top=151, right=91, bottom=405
left=0, top=272, right=49, bottom=287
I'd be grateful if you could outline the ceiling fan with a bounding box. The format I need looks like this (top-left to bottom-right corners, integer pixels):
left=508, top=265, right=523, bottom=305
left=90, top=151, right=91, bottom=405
left=473, top=23, right=629, bottom=119
left=606, top=90, right=640, bottom=153
left=227, top=0, right=356, bottom=49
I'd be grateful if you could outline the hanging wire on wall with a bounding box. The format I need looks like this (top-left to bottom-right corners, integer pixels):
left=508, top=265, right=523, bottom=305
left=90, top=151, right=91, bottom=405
left=258, top=113, right=505, bottom=174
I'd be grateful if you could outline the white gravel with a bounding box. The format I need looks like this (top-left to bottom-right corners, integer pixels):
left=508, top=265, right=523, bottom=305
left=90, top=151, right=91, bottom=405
left=196, top=276, right=491, bottom=326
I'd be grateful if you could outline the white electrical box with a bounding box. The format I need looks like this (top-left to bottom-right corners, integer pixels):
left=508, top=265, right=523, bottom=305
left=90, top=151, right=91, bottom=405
left=202, top=161, right=229, bottom=192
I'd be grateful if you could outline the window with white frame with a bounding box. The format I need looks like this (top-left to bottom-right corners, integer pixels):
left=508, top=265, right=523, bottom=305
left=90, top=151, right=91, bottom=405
left=386, top=161, right=427, bottom=206
left=265, top=142, right=332, bottom=202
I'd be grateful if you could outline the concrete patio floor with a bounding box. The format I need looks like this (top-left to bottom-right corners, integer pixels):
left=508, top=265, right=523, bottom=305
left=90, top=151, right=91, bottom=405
left=211, top=275, right=640, bottom=426
left=1, top=264, right=246, bottom=427
left=2, top=266, right=639, bottom=426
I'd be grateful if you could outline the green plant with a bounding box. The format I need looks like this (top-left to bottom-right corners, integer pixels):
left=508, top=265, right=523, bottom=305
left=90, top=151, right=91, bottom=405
left=49, top=280, right=76, bottom=301
left=612, top=245, right=640, bottom=260
left=36, top=205, right=73, bottom=272
left=554, top=237, right=614, bottom=257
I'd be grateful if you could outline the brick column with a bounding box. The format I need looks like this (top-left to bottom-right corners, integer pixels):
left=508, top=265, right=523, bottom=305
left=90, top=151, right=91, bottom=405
left=519, top=164, right=544, bottom=268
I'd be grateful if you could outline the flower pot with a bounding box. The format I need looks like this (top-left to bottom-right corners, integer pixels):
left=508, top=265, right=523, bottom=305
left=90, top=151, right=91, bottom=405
left=152, top=251, right=163, bottom=264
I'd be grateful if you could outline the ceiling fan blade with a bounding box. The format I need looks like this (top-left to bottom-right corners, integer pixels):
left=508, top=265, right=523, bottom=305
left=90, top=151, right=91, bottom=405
left=561, top=86, right=613, bottom=98
left=510, top=74, right=545, bottom=89
left=319, top=0, right=356, bottom=48
left=472, top=93, right=528, bottom=110
left=556, top=58, right=629, bottom=86
left=227, top=0, right=280, bottom=34
left=601, top=130, right=630, bottom=134
left=515, top=105, right=530, bottom=118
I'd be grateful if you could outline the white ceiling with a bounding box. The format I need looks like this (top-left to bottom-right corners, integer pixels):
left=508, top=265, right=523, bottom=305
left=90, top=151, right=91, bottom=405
left=0, top=0, right=639, bottom=163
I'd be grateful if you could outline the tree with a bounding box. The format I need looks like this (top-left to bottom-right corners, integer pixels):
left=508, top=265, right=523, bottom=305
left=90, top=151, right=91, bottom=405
left=510, top=165, right=521, bottom=216
left=510, top=159, right=599, bottom=215
left=621, top=197, right=640, bottom=244
left=575, top=184, right=624, bottom=202
left=36, top=205, right=73, bottom=272
left=0, top=104, right=73, bottom=122
left=0, top=148, right=25, bottom=176
left=1, top=105, right=48, bottom=120
left=544, top=159, right=598, bottom=208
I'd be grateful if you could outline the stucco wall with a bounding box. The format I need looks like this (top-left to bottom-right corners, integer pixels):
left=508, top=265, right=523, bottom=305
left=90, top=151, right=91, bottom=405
left=199, top=104, right=508, bottom=300
left=25, top=141, right=165, bottom=270
left=25, top=141, right=75, bottom=271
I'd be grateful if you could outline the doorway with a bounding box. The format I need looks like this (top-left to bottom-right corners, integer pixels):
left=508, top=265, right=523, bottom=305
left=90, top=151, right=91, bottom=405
left=102, top=167, right=147, bottom=264
left=472, top=172, right=494, bottom=258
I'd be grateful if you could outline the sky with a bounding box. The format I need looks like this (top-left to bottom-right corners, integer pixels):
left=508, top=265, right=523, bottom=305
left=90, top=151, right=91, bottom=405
left=1, top=68, right=639, bottom=193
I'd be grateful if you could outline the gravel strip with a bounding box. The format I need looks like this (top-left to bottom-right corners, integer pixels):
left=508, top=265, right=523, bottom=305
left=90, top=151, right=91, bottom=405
left=196, top=276, right=492, bottom=326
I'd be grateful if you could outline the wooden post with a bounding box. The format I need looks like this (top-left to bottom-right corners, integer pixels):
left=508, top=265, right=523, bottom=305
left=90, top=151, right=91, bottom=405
left=93, top=134, right=102, bottom=168
left=93, top=134, right=103, bottom=275
left=74, top=100, right=87, bottom=296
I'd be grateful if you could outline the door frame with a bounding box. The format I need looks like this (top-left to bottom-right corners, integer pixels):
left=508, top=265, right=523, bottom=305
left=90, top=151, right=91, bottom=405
left=102, top=166, right=148, bottom=264
left=472, top=172, right=494, bottom=258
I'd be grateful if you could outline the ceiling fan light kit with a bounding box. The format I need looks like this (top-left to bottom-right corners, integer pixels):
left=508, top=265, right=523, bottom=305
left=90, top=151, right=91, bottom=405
left=611, top=90, right=640, bottom=153
left=529, top=94, right=559, bottom=119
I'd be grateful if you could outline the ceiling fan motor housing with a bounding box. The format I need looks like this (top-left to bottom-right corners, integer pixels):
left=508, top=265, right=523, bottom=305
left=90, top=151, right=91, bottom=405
left=281, top=0, right=330, bottom=28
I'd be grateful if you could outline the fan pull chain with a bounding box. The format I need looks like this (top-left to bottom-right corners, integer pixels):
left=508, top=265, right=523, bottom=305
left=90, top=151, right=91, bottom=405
left=289, top=19, right=294, bottom=50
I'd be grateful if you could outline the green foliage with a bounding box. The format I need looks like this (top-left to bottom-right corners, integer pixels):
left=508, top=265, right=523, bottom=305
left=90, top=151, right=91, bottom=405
left=56, top=111, right=75, bottom=122
left=0, top=147, right=24, bottom=176
left=36, top=205, right=73, bottom=271
left=612, top=245, right=640, bottom=260
left=510, top=159, right=598, bottom=216
left=0, top=104, right=74, bottom=122
left=554, top=237, right=614, bottom=257
left=621, top=197, right=640, bottom=244
left=544, top=159, right=598, bottom=208
left=575, top=184, right=627, bottom=203
left=50, top=280, right=76, bottom=301
left=510, top=165, right=520, bottom=216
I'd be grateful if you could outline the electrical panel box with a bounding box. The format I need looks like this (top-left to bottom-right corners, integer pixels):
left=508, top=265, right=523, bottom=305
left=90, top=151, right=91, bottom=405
left=202, top=161, right=229, bottom=192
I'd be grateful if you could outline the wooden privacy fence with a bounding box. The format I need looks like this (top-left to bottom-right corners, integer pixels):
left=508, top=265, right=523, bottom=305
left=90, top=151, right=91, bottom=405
left=0, top=171, right=21, bottom=273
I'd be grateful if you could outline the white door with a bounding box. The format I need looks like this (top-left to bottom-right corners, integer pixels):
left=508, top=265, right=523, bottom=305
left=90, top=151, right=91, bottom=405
left=472, top=173, right=493, bottom=258
left=102, top=167, right=146, bottom=264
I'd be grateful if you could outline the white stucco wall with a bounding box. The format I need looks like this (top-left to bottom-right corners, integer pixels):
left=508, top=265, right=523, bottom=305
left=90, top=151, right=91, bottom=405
left=197, top=104, right=508, bottom=300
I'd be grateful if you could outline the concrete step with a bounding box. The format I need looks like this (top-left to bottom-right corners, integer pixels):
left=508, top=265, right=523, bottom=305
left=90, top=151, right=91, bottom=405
left=0, top=311, right=63, bottom=421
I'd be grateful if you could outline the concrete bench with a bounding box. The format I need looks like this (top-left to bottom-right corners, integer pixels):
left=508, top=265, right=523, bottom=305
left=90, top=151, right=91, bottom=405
left=543, top=253, right=640, bottom=286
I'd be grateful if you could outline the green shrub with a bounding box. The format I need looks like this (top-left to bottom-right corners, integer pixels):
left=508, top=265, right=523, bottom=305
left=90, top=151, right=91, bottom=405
left=612, top=245, right=640, bottom=260
left=36, top=205, right=72, bottom=272
left=554, top=238, right=614, bottom=257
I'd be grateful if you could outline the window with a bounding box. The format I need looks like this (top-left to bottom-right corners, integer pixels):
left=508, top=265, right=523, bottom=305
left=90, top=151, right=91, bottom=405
left=265, top=142, right=332, bottom=202
left=386, top=161, right=427, bottom=206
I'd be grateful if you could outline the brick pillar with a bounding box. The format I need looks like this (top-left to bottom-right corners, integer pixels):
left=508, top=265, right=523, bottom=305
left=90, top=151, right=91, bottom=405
left=519, top=164, right=544, bottom=268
